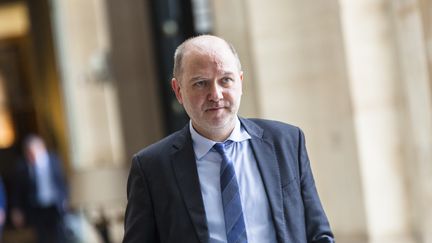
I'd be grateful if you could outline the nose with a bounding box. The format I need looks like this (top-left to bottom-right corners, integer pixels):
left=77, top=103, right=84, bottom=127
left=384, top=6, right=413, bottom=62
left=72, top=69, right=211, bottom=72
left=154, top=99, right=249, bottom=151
left=208, top=81, right=223, bottom=101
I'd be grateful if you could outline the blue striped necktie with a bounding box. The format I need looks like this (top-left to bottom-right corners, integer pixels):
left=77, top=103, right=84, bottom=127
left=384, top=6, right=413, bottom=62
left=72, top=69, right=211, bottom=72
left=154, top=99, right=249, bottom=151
left=214, top=142, right=248, bottom=243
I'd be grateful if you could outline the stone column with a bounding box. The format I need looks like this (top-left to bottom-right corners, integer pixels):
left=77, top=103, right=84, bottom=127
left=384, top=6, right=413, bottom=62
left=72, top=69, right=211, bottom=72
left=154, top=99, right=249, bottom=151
left=50, top=0, right=130, bottom=241
left=50, top=0, right=125, bottom=170
left=392, top=0, right=432, bottom=242
left=340, top=0, right=414, bottom=242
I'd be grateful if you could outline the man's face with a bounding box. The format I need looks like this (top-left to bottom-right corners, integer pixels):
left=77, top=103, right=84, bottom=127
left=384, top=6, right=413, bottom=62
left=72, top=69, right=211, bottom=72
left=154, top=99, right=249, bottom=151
left=25, top=138, right=46, bottom=163
left=172, top=41, right=243, bottom=137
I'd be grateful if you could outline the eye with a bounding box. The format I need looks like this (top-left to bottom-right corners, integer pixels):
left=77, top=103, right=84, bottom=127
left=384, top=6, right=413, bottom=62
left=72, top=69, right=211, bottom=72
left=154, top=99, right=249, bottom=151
left=193, top=80, right=206, bottom=88
left=221, top=77, right=233, bottom=85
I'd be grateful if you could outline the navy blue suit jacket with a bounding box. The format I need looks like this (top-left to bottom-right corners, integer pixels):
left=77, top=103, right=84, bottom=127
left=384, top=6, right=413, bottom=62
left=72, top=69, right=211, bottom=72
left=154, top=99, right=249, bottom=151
left=124, top=118, right=334, bottom=243
left=13, top=153, right=68, bottom=217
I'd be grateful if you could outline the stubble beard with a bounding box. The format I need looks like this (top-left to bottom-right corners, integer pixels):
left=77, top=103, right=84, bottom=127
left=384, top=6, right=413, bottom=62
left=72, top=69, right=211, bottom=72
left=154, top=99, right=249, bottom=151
left=189, top=107, right=237, bottom=141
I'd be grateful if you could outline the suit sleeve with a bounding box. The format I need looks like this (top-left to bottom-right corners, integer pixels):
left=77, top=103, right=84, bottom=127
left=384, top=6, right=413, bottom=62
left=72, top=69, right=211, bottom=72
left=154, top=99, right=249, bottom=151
left=298, top=129, right=335, bottom=243
left=51, top=153, right=69, bottom=211
left=123, top=155, right=159, bottom=243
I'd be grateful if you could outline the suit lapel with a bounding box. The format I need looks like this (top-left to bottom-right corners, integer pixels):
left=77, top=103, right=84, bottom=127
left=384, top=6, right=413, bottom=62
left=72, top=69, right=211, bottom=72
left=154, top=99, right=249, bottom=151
left=241, top=118, right=287, bottom=243
left=171, top=126, right=209, bottom=243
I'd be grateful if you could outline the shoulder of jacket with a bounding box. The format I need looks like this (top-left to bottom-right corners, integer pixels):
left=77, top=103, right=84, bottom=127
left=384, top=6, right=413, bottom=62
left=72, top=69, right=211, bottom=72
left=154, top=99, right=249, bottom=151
left=246, top=118, right=300, bottom=133
left=133, top=128, right=186, bottom=163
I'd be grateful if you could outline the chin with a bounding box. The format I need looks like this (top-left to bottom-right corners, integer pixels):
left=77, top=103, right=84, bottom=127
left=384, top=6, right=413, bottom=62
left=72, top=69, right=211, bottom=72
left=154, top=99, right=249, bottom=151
left=207, top=116, right=235, bottom=129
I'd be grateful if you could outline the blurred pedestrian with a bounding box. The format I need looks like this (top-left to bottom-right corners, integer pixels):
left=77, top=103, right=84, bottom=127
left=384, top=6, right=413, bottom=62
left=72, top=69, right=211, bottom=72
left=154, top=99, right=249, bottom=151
left=11, top=134, right=69, bottom=243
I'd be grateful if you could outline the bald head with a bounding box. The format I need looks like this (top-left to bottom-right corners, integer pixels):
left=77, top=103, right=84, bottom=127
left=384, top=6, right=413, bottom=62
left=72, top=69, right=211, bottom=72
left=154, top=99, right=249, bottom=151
left=172, top=35, right=242, bottom=80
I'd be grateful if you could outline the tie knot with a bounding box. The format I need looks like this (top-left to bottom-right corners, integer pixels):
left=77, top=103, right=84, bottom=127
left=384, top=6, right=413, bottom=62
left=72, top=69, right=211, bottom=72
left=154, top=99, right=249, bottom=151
left=213, top=140, right=234, bottom=154
left=213, top=143, right=226, bottom=155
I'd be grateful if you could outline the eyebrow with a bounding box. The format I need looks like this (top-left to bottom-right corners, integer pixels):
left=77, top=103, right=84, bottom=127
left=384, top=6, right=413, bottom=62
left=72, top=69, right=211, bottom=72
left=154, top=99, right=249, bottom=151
left=188, top=71, right=236, bottom=82
left=223, top=71, right=235, bottom=76
left=189, top=76, right=208, bottom=82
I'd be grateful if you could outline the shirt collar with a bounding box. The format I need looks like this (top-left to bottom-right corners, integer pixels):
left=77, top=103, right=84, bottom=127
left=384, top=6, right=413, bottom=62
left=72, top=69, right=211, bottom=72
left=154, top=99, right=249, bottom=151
left=189, top=117, right=251, bottom=160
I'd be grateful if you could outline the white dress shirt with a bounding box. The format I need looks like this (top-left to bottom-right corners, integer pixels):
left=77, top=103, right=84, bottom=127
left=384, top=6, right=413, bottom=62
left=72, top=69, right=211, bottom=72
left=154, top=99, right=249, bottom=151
left=190, top=118, right=277, bottom=243
left=33, top=151, right=57, bottom=206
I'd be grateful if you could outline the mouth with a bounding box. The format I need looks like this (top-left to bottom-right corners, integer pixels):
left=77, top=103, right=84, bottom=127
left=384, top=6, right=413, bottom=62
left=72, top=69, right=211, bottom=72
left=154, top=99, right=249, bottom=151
left=205, top=106, right=225, bottom=112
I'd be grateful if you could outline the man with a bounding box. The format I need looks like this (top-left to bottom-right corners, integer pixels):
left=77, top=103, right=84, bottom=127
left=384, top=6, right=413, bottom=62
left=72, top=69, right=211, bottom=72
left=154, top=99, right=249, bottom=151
left=123, top=35, right=334, bottom=243
left=11, top=135, right=69, bottom=243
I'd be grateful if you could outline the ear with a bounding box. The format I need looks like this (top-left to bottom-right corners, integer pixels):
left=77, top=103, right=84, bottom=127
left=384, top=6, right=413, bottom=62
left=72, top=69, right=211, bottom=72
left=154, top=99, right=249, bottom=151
left=171, top=78, right=183, bottom=104
left=239, top=71, right=244, bottom=95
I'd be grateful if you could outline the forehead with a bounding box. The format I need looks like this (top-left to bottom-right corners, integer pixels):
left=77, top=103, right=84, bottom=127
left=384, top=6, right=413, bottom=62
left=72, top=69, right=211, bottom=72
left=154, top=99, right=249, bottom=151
left=181, top=41, right=239, bottom=75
